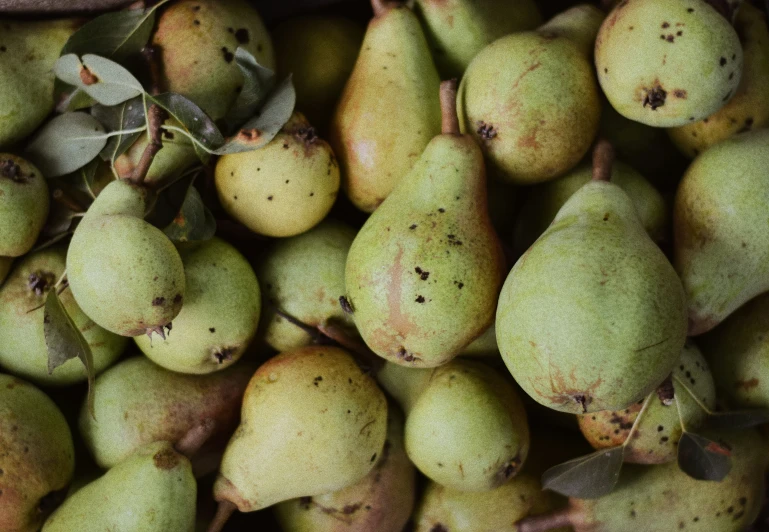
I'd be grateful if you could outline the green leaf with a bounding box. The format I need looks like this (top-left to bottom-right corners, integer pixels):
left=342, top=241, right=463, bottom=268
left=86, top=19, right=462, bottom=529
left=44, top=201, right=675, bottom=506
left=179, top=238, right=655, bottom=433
left=55, top=84, right=97, bottom=113
left=54, top=54, right=144, bottom=106
left=149, top=93, right=224, bottom=160
left=677, top=432, right=732, bottom=481
left=541, top=446, right=625, bottom=499
left=80, top=158, right=113, bottom=199
left=43, top=288, right=96, bottom=416
left=26, top=113, right=108, bottom=177
left=221, top=47, right=276, bottom=133
left=163, top=182, right=216, bottom=242
left=92, top=97, right=146, bottom=161
left=705, top=409, right=769, bottom=430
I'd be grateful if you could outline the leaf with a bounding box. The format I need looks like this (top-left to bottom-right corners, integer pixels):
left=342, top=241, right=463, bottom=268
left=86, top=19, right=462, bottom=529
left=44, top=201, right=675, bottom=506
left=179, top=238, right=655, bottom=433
left=677, top=432, right=732, bottom=481
left=214, top=75, right=296, bottom=154
left=79, top=158, right=113, bottom=199
left=92, top=97, right=146, bottom=160
left=541, top=447, right=625, bottom=499
left=43, top=288, right=96, bottom=416
left=55, top=85, right=97, bottom=113
left=705, top=409, right=769, bottom=430
left=149, top=93, right=224, bottom=160
left=54, top=54, right=144, bottom=106
left=26, top=113, right=108, bottom=177
left=221, top=48, right=276, bottom=133
left=163, top=183, right=216, bottom=242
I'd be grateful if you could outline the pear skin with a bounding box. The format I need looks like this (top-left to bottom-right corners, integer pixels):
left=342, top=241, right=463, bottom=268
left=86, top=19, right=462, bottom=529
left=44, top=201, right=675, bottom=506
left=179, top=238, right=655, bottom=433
left=0, top=155, right=49, bottom=257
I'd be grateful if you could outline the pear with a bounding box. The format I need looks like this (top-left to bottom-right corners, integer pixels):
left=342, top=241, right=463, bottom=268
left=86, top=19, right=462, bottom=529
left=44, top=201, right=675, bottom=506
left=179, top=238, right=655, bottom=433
left=595, top=0, right=743, bottom=127
left=152, top=0, right=274, bottom=121
left=209, top=346, right=387, bottom=527
left=577, top=342, right=715, bottom=464
left=0, top=256, right=11, bottom=286
left=256, top=220, right=356, bottom=352
left=0, top=374, right=75, bottom=532
left=514, top=159, right=667, bottom=254
left=0, top=155, right=49, bottom=257
left=497, top=142, right=688, bottom=414
left=413, top=0, right=542, bottom=78
left=273, top=16, right=364, bottom=131
left=66, top=179, right=185, bottom=337
left=668, top=3, right=769, bottom=157
left=344, top=80, right=504, bottom=367
left=515, top=429, right=767, bottom=532
left=700, top=292, right=769, bottom=409
left=215, top=112, right=339, bottom=238
left=329, top=0, right=441, bottom=213
left=274, top=405, right=415, bottom=532
left=0, top=246, right=127, bottom=386
left=0, top=19, right=77, bottom=147
left=135, top=237, right=260, bottom=374
left=673, top=128, right=769, bottom=335
left=42, top=441, right=196, bottom=532
left=458, top=5, right=603, bottom=185
left=79, top=356, right=253, bottom=469
left=459, top=324, right=500, bottom=358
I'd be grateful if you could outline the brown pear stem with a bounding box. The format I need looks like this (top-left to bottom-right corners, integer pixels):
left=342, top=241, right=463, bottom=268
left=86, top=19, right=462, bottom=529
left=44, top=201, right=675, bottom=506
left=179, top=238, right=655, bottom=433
left=591, top=138, right=615, bottom=182
left=317, top=322, right=385, bottom=375
left=174, top=419, right=216, bottom=459
left=440, top=79, right=460, bottom=135
left=131, top=103, right=167, bottom=186
left=207, top=500, right=237, bottom=532
left=516, top=508, right=574, bottom=532
left=141, top=45, right=163, bottom=96
left=371, top=0, right=397, bottom=16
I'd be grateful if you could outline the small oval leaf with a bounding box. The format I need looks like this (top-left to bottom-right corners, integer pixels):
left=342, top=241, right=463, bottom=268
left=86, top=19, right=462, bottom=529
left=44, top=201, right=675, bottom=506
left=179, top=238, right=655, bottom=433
left=221, top=47, right=276, bottom=133
left=677, top=431, right=732, bottom=481
left=542, top=446, right=625, bottom=499
left=54, top=54, right=144, bottom=106
left=705, top=409, right=769, bottom=430
left=163, top=183, right=216, bottom=242
left=149, top=92, right=224, bottom=157
left=26, top=113, right=108, bottom=177
left=92, top=97, right=146, bottom=161
left=61, top=6, right=159, bottom=61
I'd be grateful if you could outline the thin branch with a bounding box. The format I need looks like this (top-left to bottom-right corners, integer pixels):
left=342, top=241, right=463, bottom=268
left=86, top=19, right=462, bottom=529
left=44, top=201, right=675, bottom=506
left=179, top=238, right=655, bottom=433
left=131, top=103, right=167, bottom=185
left=207, top=500, right=237, bottom=532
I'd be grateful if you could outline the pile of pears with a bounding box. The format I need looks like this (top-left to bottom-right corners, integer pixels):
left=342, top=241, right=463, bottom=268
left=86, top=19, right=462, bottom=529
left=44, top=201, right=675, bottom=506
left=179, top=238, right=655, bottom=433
left=2, top=0, right=769, bottom=530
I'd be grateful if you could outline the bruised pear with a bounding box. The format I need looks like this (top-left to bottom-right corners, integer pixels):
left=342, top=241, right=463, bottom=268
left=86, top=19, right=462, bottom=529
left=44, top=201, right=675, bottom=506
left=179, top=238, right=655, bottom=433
left=135, top=237, right=260, bottom=374
left=66, top=179, right=185, bottom=337
left=0, top=155, right=49, bottom=257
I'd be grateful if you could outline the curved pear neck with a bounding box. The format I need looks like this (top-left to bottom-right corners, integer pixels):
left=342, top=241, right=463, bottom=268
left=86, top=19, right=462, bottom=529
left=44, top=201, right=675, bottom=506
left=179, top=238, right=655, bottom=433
left=439, top=79, right=461, bottom=136
left=83, top=179, right=147, bottom=222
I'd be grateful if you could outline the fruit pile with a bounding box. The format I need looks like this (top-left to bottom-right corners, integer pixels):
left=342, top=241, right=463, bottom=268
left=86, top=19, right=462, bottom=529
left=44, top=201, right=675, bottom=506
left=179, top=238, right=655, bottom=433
left=1, top=0, right=769, bottom=530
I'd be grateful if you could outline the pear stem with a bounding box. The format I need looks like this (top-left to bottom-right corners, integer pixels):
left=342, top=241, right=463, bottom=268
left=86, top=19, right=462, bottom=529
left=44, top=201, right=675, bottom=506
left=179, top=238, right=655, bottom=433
left=371, top=0, right=396, bottom=17
left=175, top=419, right=216, bottom=459
left=440, top=79, right=460, bottom=135
left=130, top=103, right=167, bottom=186
left=516, top=508, right=574, bottom=532
left=141, top=45, right=163, bottom=96
left=207, top=500, right=237, bottom=532
left=317, top=322, right=385, bottom=375
left=591, top=138, right=615, bottom=182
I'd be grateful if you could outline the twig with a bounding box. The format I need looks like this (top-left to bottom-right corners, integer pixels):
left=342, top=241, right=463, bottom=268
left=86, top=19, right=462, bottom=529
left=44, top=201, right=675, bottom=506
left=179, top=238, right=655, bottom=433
left=141, top=45, right=163, bottom=96
left=208, top=500, right=237, bottom=532
left=131, top=104, right=167, bottom=185
left=175, top=419, right=216, bottom=459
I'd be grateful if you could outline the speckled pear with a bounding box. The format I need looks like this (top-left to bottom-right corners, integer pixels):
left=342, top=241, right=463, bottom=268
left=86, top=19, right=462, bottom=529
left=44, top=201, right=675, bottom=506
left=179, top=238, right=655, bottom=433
left=344, top=81, right=504, bottom=367
left=0, top=155, right=49, bottom=257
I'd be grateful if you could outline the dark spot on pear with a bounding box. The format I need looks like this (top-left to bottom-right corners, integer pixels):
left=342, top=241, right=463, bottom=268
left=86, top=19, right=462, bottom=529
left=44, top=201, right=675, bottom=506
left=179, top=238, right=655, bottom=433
left=221, top=47, right=234, bottom=63
left=339, top=296, right=354, bottom=314
left=415, top=295, right=425, bottom=303
left=173, top=294, right=183, bottom=304
left=234, top=28, right=249, bottom=44
left=152, top=448, right=179, bottom=470
left=152, top=297, right=165, bottom=306
left=643, top=85, right=667, bottom=110
left=209, top=327, right=216, bottom=333
left=720, top=57, right=727, bottom=66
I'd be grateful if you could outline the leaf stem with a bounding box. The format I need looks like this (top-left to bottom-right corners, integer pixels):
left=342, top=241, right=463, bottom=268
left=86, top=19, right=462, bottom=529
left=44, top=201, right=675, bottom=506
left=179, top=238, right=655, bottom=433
left=131, top=103, right=167, bottom=186
left=621, top=393, right=653, bottom=450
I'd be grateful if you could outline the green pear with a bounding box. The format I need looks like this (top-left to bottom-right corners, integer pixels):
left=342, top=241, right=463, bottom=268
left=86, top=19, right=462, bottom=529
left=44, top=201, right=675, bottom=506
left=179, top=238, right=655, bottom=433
left=274, top=405, right=415, bottom=532
left=0, top=155, right=49, bottom=257
left=459, top=324, right=499, bottom=358
left=515, top=429, right=767, bottom=532
left=497, top=175, right=687, bottom=413
left=595, top=0, right=743, bottom=127
left=0, top=246, right=127, bottom=386
left=0, top=374, right=75, bottom=532
left=458, top=5, right=604, bottom=185
left=273, top=16, right=364, bottom=131
left=344, top=81, right=504, bottom=367
left=700, top=292, right=769, bottom=408
left=152, top=0, right=275, bottom=121
left=329, top=0, right=441, bottom=213
left=0, top=256, right=11, bottom=286
left=514, top=160, right=667, bottom=254
left=413, top=0, right=542, bottom=78
left=135, top=237, right=260, bottom=374
left=42, top=441, right=196, bottom=532
left=256, top=220, right=356, bottom=352
left=211, top=346, right=387, bottom=521
left=673, top=129, right=769, bottom=335
left=0, top=19, right=77, bottom=147
left=215, top=112, right=339, bottom=237
left=669, top=3, right=769, bottom=156
left=79, top=356, right=253, bottom=469
left=66, top=179, right=185, bottom=337
left=577, top=342, right=715, bottom=464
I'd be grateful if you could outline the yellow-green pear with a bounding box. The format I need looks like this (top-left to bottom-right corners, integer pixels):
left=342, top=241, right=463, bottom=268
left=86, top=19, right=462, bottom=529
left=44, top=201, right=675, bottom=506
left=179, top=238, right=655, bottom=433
left=257, top=220, right=356, bottom=352
left=673, top=129, right=769, bottom=335
left=274, top=406, right=415, bottom=532
left=459, top=324, right=500, bottom=358
left=413, top=0, right=542, bottom=78
left=329, top=0, right=441, bottom=213
left=215, top=113, right=339, bottom=237
left=273, top=16, right=364, bottom=131
left=152, top=0, right=274, bottom=121
left=0, top=155, right=49, bottom=257
left=210, top=346, right=387, bottom=527
left=668, top=3, right=769, bottom=156
left=0, top=246, right=127, bottom=386
left=344, top=81, right=504, bottom=367
left=42, top=441, right=196, bottom=532
left=0, top=19, right=77, bottom=147
left=0, top=374, right=75, bottom=532
left=458, top=5, right=604, bottom=184
left=135, top=237, right=260, bottom=374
